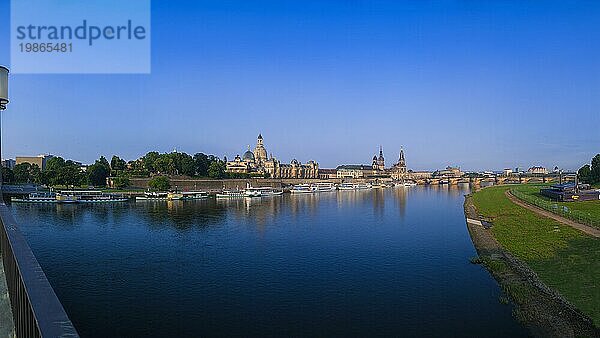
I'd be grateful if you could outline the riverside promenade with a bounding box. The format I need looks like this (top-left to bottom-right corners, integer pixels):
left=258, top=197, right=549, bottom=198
left=506, top=190, right=600, bottom=238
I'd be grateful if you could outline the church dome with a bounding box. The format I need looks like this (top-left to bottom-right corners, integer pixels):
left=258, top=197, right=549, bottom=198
left=243, top=149, right=255, bottom=161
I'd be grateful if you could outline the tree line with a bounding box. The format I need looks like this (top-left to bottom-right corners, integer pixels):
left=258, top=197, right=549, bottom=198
left=2, top=151, right=256, bottom=188
left=577, top=154, right=600, bottom=185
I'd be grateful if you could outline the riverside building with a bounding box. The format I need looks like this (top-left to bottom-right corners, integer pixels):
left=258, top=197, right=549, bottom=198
left=226, top=134, right=319, bottom=179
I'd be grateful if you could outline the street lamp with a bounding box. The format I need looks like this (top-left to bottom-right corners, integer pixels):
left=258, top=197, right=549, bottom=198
left=0, top=65, right=7, bottom=111
left=0, top=65, right=8, bottom=192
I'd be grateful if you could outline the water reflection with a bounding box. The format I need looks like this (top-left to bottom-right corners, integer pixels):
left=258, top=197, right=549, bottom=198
left=10, top=184, right=527, bottom=338
left=11, top=186, right=476, bottom=233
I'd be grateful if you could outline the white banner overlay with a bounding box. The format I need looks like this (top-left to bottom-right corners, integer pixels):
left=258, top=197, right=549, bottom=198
left=11, top=0, right=151, bottom=74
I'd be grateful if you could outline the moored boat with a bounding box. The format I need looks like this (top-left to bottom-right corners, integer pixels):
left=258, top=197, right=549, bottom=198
left=337, top=183, right=355, bottom=190
left=244, top=184, right=263, bottom=197
left=338, top=182, right=372, bottom=190
left=311, top=182, right=336, bottom=192
left=254, top=187, right=283, bottom=196
left=11, top=192, right=58, bottom=203
left=216, top=190, right=248, bottom=198
left=290, top=184, right=313, bottom=194
left=167, top=192, right=184, bottom=200
left=182, top=191, right=209, bottom=200
left=62, top=190, right=128, bottom=203
left=135, top=192, right=169, bottom=201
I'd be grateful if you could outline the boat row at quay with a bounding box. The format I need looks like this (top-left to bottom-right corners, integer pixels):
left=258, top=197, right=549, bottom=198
left=11, top=190, right=210, bottom=203
left=290, top=181, right=415, bottom=193
left=10, top=181, right=418, bottom=203
left=11, top=190, right=130, bottom=204
left=218, top=181, right=416, bottom=197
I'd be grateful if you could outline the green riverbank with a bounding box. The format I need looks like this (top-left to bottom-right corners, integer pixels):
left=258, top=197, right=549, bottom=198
left=467, top=185, right=599, bottom=336
left=511, top=184, right=600, bottom=226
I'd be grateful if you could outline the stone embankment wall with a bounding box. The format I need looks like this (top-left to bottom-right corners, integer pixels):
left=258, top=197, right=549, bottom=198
left=128, top=177, right=351, bottom=191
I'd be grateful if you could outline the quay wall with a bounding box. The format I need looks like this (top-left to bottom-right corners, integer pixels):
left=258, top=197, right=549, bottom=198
left=128, top=177, right=348, bottom=191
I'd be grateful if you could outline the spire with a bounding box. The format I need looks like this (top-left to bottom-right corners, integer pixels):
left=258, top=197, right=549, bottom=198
left=398, top=146, right=406, bottom=166
left=258, top=133, right=263, bottom=140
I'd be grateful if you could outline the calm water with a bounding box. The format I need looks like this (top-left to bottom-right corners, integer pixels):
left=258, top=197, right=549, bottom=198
left=11, top=186, right=527, bottom=337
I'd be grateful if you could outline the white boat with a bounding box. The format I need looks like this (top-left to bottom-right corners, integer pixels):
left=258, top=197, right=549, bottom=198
left=182, top=191, right=209, bottom=200
left=167, top=192, right=184, bottom=200
left=136, top=192, right=169, bottom=201
left=337, top=183, right=355, bottom=190
left=290, top=184, right=313, bottom=194
left=311, top=182, right=336, bottom=192
left=355, top=182, right=372, bottom=190
left=216, top=190, right=248, bottom=198
left=61, top=190, right=128, bottom=203
left=11, top=192, right=58, bottom=203
left=338, top=182, right=372, bottom=190
left=254, top=187, right=283, bottom=196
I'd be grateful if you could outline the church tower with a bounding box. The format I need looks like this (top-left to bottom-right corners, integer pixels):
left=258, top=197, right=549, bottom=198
left=377, top=146, right=385, bottom=171
left=372, top=146, right=385, bottom=171
left=253, top=133, right=268, bottom=165
left=397, top=147, right=407, bottom=174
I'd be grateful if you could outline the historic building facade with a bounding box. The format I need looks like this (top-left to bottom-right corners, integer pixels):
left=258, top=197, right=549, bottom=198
left=336, top=147, right=389, bottom=178
left=390, top=147, right=408, bottom=180
left=226, top=134, right=319, bottom=178
left=372, top=146, right=385, bottom=172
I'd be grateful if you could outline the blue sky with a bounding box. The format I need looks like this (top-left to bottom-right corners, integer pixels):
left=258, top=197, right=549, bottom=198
left=0, top=0, right=598, bottom=171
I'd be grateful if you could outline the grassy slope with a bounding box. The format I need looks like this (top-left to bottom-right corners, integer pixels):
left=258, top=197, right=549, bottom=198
left=513, top=184, right=600, bottom=221
left=472, top=185, right=600, bottom=325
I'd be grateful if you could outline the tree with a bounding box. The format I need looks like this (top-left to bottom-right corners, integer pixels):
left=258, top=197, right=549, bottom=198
left=179, top=154, right=196, bottom=177
left=591, top=154, right=600, bottom=184
left=208, top=160, right=226, bottom=179
left=578, top=164, right=592, bottom=184
left=142, top=151, right=160, bottom=173
left=111, top=155, right=126, bottom=173
left=154, top=155, right=175, bottom=175
left=88, top=162, right=110, bottom=187
left=42, top=157, right=66, bottom=186
left=112, top=176, right=130, bottom=189
left=61, top=160, right=85, bottom=187
left=148, top=176, right=171, bottom=191
left=194, top=153, right=210, bottom=177
left=13, top=163, right=41, bottom=184
left=45, top=156, right=65, bottom=172
left=2, top=167, right=14, bottom=184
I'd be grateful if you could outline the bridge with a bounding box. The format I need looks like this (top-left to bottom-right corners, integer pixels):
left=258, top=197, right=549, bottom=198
left=414, top=174, right=575, bottom=186
left=0, top=201, right=79, bottom=337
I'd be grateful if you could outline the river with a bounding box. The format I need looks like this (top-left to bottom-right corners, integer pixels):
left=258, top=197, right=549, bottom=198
left=10, top=185, right=528, bottom=337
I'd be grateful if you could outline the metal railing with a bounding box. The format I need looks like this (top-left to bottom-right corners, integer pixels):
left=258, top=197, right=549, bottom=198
left=0, top=203, right=79, bottom=337
left=510, top=189, right=600, bottom=229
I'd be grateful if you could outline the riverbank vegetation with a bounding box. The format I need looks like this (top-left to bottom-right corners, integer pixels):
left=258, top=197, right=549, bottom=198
left=471, top=185, right=600, bottom=326
left=578, top=153, right=600, bottom=185
left=1, top=150, right=258, bottom=188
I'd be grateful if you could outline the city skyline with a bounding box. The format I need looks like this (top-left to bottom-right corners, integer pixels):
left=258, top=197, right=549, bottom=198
left=0, top=1, right=598, bottom=170
left=3, top=137, right=583, bottom=174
